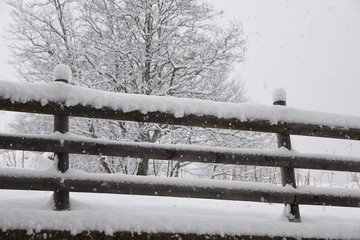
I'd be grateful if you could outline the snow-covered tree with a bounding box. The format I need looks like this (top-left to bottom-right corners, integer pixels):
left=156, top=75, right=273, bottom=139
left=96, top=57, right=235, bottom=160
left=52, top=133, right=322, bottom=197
left=7, top=0, right=276, bottom=179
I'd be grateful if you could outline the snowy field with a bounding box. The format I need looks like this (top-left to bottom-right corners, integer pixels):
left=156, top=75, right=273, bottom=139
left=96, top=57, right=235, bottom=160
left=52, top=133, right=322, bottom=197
left=0, top=189, right=359, bottom=239
left=1, top=73, right=360, bottom=239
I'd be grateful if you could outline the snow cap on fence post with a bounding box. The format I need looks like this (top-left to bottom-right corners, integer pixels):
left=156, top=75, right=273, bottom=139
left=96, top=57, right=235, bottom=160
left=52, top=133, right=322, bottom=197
left=53, top=64, right=72, bottom=83
left=272, top=88, right=287, bottom=103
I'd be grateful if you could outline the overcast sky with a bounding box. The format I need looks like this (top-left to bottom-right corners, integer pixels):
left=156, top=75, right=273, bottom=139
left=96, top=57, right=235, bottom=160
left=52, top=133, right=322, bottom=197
left=0, top=1, right=14, bottom=83
left=208, top=0, right=360, bottom=157
left=1, top=1, right=360, bottom=158
left=209, top=0, right=360, bottom=112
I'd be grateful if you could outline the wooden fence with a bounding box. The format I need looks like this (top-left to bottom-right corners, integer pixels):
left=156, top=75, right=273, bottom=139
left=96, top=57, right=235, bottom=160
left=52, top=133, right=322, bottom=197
left=0, top=67, right=359, bottom=224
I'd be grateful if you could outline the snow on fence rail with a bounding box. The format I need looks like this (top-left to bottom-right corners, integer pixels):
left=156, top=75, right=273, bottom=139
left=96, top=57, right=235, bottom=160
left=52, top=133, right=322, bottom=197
left=0, top=65, right=360, bottom=224
left=1, top=132, right=360, bottom=172
left=1, top=80, right=360, bottom=140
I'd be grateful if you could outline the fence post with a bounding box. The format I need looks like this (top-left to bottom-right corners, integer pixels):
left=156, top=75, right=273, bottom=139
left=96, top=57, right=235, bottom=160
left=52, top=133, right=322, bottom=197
left=272, top=88, right=301, bottom=222
left=53, top=64, right=71, bottom=210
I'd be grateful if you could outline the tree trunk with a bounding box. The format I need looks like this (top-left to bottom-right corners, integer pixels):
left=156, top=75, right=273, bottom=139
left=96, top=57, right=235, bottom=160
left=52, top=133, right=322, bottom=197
left=99, top=156, right=112, bottom=174
left=137, top=158, right=149, bottom=176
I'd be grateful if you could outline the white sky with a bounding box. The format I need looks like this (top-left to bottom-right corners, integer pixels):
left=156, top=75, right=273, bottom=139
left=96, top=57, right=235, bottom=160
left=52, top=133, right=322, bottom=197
left=0, top=1, right=15, bottom=132
left=1, top=1, right=360, bottom=159
left=0, top=1, right=14, bottom=82
left=209, top=0, right=360, bottom=112
left=208, top=0, right=360, bottom=158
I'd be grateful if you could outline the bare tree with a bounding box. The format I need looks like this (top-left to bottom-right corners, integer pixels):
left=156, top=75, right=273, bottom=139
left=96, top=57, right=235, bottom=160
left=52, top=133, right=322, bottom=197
left=7, top=0, right=275, bottom=179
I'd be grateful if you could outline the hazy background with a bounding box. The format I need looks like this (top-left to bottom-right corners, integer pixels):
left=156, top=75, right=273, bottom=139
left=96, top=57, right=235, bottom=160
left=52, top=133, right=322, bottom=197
left=1, top=0, right=360, bottom=161
left=208, top=0, right=360, bottom=159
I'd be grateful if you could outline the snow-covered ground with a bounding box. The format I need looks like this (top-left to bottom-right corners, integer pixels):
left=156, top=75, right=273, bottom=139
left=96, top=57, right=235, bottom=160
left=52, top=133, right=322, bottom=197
left=1, top=73, right=359, bottom=239
left=0, top=189, right=359, bottom=239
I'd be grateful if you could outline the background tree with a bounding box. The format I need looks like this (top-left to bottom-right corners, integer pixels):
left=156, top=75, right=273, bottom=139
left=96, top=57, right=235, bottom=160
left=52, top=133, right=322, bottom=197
left=7, top=0, right=276, bottom=179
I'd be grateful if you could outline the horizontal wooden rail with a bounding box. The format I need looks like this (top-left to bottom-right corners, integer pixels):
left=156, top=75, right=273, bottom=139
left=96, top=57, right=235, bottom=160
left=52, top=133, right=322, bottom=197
left=0, top=176, right=293, bottom=204
left=1, top=99, right=360, bottom=140
left=0, top=230, right=328, bottom=240
left=0, top=133, right=360, bottom=172
left=0, top=170, right=358, bottom=207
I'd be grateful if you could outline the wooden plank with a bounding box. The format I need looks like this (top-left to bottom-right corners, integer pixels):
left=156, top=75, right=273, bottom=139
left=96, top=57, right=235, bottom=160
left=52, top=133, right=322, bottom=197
left=274, top=99, right=301, bottom=222
left=296, top=193, right=360, bottom=207
left=53, top=115, right=70, bottom=210
left=0, top=99, right=360, bottom=140
left=0, top=174, right=358, bottom=207
left=52, top=77, right=70, bottom=210
left=0, top=133, right=359, bottom=172
left=0, top=229, right=326, bottom=240
left=0, top=175, right=294, bottom=204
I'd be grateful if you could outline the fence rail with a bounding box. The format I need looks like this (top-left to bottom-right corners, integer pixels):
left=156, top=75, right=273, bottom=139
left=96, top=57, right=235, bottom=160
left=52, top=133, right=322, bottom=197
left=0, top=66, right=360, bottom=224
left=1, top=98, right=360, bottom=140
left=1, top=169, right=359, bottom=207
left=0, top=133, right=359, bottom=172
